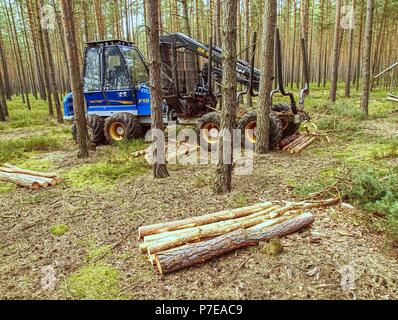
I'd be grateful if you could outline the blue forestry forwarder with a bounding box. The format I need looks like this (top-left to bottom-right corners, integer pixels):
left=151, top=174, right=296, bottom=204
left=64, top=31, right=309, bottom=148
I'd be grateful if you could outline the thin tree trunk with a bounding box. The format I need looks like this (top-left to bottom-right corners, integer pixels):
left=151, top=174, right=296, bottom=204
left=145, top=0, right=169, bottom=179
left=93, top=0, right=106, bottom=39
left=213, top=0, right=238, bottom=194
left=60, top=0, right=89, bottom=158
left=181, top=0, right=191, bottom=36
left=360, top=0, right=374, bottom=117
left=38, top=0, right=63, bottom=122
left=355, top=0, right=364, bottom=91
left=256, top=0, right=277, bottom=154
left=8, top=0, right=30, bottom=109
left=329, top=0, right=341, bottom=102
left=34, top=0, right=54, bottom=115
left=344, top=0, right=355, bottom=98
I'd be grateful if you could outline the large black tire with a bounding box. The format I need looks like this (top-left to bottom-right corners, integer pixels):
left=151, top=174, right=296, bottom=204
left=237, top=111, right=283, bottom=149
left=271, top=103, right=300, bottom=138
left=104, top=112, right=143, bottom=144
left=72, top=115, right=105, bottom=145
left=195, top=112, right=221, bottom=150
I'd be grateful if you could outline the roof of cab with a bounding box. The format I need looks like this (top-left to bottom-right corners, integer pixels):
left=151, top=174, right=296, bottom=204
left=85, top=39, right=134, bottom=47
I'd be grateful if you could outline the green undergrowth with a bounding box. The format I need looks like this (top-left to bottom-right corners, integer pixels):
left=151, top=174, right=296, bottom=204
left=294, top=165, right=398, bottom=238
left=64, top=139, right=150, bottom=191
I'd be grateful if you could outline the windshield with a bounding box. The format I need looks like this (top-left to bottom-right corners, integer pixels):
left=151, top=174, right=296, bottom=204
left=120, top=46, right=148, bottom=85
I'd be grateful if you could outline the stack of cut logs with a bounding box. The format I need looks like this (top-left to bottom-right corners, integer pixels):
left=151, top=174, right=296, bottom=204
left=280, top=134, right=319, bottom=153
left=0, top=164, right=63, bottom=190
left=138, top=198, right=338, bottom=275
left=133, top=140, right=200, bottom=163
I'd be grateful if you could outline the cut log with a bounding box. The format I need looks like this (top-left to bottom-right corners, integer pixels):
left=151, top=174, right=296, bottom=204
left=141, top=198, right=339, bottom=254
left=289, top=136, right=311, bottom=153
left=293, top=136, right=316, bottom=153
left=144, top=205, right=297, bottom=254
left=141, top=206, right=279, bottom=253
left=154, top=212, right=315, bottom=274
left=0, top=172, right=52, bottom=188
left=2, top=164, right=59, bottom=180
left=141, top=205, right=280, bottom=253
left=137, top=202, right=274, bottom=239
left=282, top=135, right=307, bottom=151
left=0, top=169, right=57, bottom=186
left=0, top=172, right=41, bottom=189
left=279, top=134, right=300, bottom=148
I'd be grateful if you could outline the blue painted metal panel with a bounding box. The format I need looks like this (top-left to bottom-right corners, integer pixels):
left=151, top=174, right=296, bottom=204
left=136, top=84, right=151, bottom=116
left=63, top=92, right=74, bottom=117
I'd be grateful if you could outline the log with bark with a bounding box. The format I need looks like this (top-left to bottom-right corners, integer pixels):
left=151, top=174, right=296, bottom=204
left=154, top=212, right=315, bottom=274
left=0, top=164, right=62, bottom=189
left=138, top=201, right=274, bottom=239
left=140, top=198, right=338, bottom=254
left=0, top=172, right=41, bottom=189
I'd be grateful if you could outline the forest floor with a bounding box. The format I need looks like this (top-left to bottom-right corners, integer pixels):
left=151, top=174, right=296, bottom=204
left=1, top=85, right=398, bottom=300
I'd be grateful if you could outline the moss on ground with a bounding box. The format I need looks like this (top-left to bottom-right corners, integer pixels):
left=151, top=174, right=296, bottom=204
left=50, top=224, right=69, bottom=237
left=64, top=140, right=150, bottom=191
left=63, top=264, right=124, bottom=300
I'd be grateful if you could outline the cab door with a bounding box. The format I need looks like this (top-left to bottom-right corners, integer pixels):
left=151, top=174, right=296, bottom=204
left=83, top=47, right=104, bottom=112
left=101, top=46, right=137, bottom=114
left=119, top=46, right=150, bottom=116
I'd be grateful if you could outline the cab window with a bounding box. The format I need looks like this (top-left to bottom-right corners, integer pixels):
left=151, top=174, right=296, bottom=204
left=83, top=47, right=101, bottom=91
left=104, top=46, right=130, bottom=90
left=120, top=46, right=149, bottom=84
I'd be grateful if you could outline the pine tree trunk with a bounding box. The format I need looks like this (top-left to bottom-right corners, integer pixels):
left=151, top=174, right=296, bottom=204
left=256, top=0, right=277, bottom=154
left=317, top=0, right=324, bottom=87
left=93, top=0, right=106, bottom=39
left=213, top=0, right=237, bottom=195
left=145, top=0, right=169, bottom=179
left=60, top=0, right=89, bottom=158
left=34, top=0, right=54, bottom=115
left=181, top=0, right=192, bottom=36
left=360, top=0, right=374, bottom=117
left=38, top=0, right=63, bottom=123
left=0, top=26, right=11, bottom=101
left=355, top=0, right=364, bottom=91
left=329, top=0, right=341, bottom=102
left=344, top=0, right=355, bottom=98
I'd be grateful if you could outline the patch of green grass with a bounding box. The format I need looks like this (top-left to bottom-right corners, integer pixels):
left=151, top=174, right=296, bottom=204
left=86, top=244, right=112, bottom=263
left=0, top=182, right=16, bottom=193
left=65, top=141, right=150, bottom=191
left=63, top=264, right=124, bottom=300
left=50, top=224, right=69, bottom=237
left=231, top=192, right=250, bottom=207
left=0, top=95, right=60, bottom=131
left=0, top=135, right=61, bottom=164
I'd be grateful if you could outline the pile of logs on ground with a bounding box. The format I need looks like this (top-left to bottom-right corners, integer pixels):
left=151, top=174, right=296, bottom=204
left=280, top=133, right=327, bottom=153
left=132, top=140, right=200, bottom=163
left=138, top=198, right=339, bottom=275
left=0, top=164, right=63, bottom=190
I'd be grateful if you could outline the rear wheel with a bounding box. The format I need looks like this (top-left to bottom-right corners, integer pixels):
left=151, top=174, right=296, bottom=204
left=195, top=112, right=221, bottom=150
left=104, top=113, right=143, bottom=144
left=72, top=115, right=105, bottom=145
left=237, top=112, right=283, bottom=149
